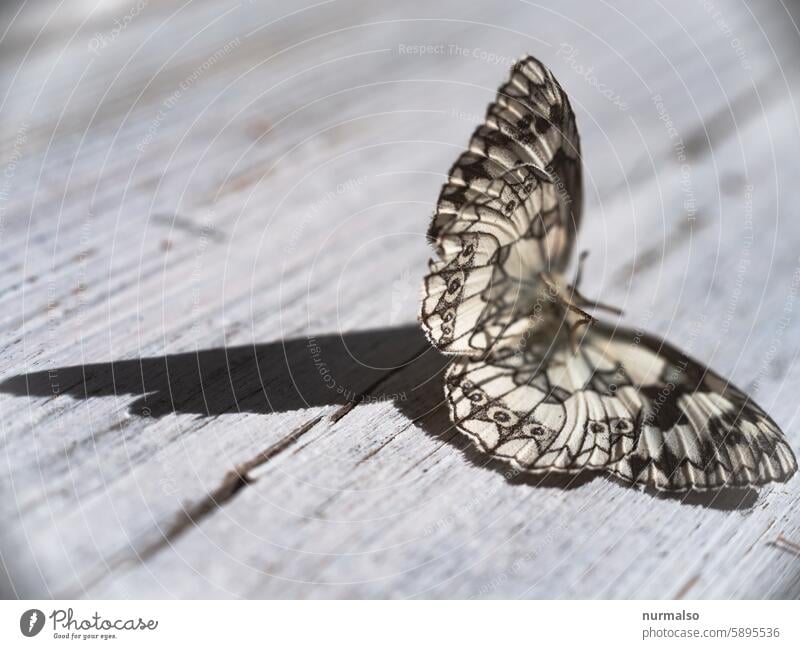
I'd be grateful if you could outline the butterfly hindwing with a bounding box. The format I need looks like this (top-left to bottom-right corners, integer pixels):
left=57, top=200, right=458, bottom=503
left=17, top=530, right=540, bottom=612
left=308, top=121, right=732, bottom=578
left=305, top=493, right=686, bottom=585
left=444, top=339, right=639, bottom=473
left=444, top=322, right=797, bottom=489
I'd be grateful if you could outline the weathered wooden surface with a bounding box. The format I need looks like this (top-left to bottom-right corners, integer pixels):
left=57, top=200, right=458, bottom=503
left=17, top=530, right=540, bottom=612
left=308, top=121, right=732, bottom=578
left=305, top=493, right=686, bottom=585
left=1, top=0, right=800, bottom=598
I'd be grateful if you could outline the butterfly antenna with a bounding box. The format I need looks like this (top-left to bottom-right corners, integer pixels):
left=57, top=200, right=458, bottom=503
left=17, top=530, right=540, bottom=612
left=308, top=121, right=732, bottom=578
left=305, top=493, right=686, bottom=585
left=574, top=250, right=590, bottom=289
left=570, top=251, right=624, bottom=316
left=569, top=315, right=594, bottom=354
left=581, top=296, right=624, bottom=316
left=567, top=283, right=624, bottom=317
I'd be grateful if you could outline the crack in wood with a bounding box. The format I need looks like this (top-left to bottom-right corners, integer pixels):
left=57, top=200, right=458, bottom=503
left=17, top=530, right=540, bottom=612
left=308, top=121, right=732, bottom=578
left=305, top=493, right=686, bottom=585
left=61, top=413, right=328, bottom=597
left=66, top=339, right=433, bottom=592
left=83, top=414, right=326, bottom=592
left=355, top=432, right=402, bottom=466
left=327, top=341, right=431, bottom=425
left=151, top=213, right=226, bottom=241
left=329, top=401, right=356, bottom=423
left=771, top=534, right=800, bottom=557
left=674, top=573, right=700, bottom=599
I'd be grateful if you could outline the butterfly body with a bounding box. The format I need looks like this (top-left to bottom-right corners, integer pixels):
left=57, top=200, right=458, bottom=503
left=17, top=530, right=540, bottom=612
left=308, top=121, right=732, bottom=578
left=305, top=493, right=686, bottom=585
left=420, top=55, right=797, bottom=491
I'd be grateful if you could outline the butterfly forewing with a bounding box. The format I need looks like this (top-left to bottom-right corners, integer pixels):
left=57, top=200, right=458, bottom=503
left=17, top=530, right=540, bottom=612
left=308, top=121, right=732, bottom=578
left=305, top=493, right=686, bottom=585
left=421, top=56, right=582, bottom=356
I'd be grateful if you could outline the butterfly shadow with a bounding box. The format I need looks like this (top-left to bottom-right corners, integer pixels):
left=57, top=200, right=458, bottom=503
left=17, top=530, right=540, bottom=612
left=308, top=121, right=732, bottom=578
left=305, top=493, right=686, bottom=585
left=0, top=324, right=758, bottom=510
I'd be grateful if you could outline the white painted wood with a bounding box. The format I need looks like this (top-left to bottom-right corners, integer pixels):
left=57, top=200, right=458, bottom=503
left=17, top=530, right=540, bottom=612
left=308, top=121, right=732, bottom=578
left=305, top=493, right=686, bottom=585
left=1, top=0, right=799, bottom=599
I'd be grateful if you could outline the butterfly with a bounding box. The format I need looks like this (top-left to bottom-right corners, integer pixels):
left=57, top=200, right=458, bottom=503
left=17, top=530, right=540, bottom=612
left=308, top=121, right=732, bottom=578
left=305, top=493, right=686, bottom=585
left=420, top=55, right=797, bottom=491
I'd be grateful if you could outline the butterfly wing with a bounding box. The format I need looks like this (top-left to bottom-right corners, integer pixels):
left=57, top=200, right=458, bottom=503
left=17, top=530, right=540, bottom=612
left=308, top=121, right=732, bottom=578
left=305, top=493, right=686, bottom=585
left=444, top=333, right=640, bottom=474
left=445, top=322, right=797, bottom=490
left=599, top=324, right=797, bottom=490
left=421, top=55, right=582, bottom=356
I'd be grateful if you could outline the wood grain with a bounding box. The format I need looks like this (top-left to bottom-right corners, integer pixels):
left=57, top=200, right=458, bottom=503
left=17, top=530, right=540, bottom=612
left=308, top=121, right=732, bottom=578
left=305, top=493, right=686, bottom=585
left=1, top=0, right=799, bottom=598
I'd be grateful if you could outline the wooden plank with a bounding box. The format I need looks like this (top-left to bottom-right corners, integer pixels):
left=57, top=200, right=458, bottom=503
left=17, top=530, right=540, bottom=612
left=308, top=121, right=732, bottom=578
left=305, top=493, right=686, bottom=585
left=1, top=0, right=799, bottom=599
